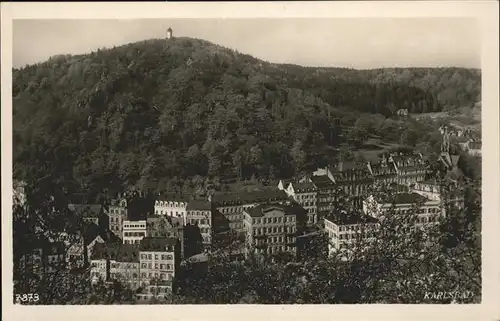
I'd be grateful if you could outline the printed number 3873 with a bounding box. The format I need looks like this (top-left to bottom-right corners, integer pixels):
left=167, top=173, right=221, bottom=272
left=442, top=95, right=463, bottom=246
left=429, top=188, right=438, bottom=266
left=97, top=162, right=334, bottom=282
left=15, top=293, right=40, bottom=303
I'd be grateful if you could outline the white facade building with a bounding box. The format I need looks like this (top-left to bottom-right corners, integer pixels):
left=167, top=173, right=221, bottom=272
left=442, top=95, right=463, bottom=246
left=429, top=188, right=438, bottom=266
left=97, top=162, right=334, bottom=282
left=122, top=220, right=147, bottom=245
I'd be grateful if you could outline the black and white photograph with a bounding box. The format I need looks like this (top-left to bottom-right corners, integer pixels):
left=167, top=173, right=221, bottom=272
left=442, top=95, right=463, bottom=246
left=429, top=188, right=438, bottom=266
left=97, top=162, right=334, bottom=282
left=2, top=1, right=499, bottom=320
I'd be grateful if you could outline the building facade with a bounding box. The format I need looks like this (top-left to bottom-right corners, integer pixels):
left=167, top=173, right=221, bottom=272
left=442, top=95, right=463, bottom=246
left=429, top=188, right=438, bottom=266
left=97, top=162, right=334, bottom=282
left=122, top=220, right=147, bottom=245
left=324, top=211, right=379, bottom=258
left=243, top=203, right=307, bottom=259
left=185, top=200, right=213, bottom=247
left=362, top=192, right=445, bottom=229
left=154, top=194, right=189, bottom=222
left=285, top=182, right=318, bottom=226
left=210, top=189, right=289, bottom=235
left=108, top=197, right=128, bottom=239
left=138, top=237, right=180, bottom=300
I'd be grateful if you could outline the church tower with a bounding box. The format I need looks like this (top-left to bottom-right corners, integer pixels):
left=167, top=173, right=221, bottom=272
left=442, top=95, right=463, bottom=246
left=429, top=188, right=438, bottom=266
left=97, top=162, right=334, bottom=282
left=166, top=27, right=173, bottom=40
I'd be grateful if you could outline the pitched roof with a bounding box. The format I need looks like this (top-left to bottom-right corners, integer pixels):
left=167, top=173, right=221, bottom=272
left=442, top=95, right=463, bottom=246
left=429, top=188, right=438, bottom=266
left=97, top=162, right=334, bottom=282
left=139, top=237, right=178, bottom=252
left=68, top=204, right=103, bottom=218
left=186, top=200, right=212, bottom=211
left=309, top=175, right=335, bottom=188
left=325, top=211, right=379, bottom=226
left=245, top=202, right=307, bottom=218
left=333, top=161, right=368, bottom=172
left=91, top=242, right=139, bottom=262
left=290, top=182, right=317, bottom=193
left=83, top=223, right=121, bottom=244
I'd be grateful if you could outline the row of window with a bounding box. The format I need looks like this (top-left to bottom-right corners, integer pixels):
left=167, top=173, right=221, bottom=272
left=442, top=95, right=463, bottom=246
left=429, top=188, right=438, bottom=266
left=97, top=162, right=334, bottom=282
left=187, top=218, right=210, bottom=226
left=123, top=224, right=146, bottom=229
left=141, top=262, right=173, bottom=270
left=109, top=208, right=126, bottom=215
left=254, top=236, right=294, bottom=244
left=253, top=245, right=295, bottom=255
left=155, top=210, right=183, bottom=216
left=124, top=232, right=146, bottom=237
left=219, top=206, right=251, bottom=214
left=251, top=216, right=295, bottom=225
left=124, top=239, right=141, bottom=245
left=140, top=253, right=174, bottom=261
left=251, top=226, right=296, bottom=235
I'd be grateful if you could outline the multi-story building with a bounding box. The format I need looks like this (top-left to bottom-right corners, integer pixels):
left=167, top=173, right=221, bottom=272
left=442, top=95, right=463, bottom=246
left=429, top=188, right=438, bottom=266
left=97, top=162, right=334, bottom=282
left=122, top=220, right=147, bottom=245
left=329, top=161, right=374, bottom=197
left=324, top=211, right=379, bottom=258
left=209, top=189, right=289, bottom=235
left=154, top=193, right=189, bottom=222
left=138, top=237, right=181, bottom=300
left=411, top=180, right=442, bottom=201
left=107, top=197, right=128, bottom=239
left=19, top=238, right=66, bottom=279
left=66, top=222, right=120, bottom=269
left=362, top=192, right=445, bottom=228
left=306, top=174, right=336, bottom=218
left=284, top=182, right=318, bottom=226
left=243, top=202, right=307, bottom=259
left=367, top=157, right=398, bottom=187
left=146, top=215, right=184, bottom=258
left=90, top=242, right=140, bottom=290
left=389, top=153, right=427, bottom=186
left=185, top=200, right=212, bottom=248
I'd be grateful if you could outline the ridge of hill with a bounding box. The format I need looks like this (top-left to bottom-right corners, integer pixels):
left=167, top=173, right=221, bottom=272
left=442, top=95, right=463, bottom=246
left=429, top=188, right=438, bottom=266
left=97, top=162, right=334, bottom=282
left=12, top=37, right=481, bottom=200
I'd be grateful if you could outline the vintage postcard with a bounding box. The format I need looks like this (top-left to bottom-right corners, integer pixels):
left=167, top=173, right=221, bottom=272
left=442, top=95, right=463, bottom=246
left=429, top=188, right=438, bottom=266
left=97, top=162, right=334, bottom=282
left=1, top=1, right=499, bottom=321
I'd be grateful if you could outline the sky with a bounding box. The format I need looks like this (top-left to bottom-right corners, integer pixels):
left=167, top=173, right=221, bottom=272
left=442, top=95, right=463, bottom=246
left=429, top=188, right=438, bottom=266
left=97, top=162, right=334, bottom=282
left=13, top=18, right=481, bottom=69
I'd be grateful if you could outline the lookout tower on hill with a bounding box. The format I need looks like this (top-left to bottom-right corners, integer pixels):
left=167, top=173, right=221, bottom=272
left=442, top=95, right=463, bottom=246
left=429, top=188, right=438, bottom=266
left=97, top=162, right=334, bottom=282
left=166, top=27, right=173, bottom=40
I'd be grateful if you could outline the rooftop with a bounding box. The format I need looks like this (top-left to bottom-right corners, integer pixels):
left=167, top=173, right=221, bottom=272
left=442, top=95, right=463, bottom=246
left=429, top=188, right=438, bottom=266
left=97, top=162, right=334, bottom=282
left=290, top=182, right=317, bottom=192
left=245, top=202, right=306, bottom=218
left=309, top=175, right=335, bottom=188
left=139, top=237, right=178, bottom=252
left=91, top=242, right=139, bottom=262
left=186, top=200, right=212, bottom=211
left=325, top=211, right=379, bottom=226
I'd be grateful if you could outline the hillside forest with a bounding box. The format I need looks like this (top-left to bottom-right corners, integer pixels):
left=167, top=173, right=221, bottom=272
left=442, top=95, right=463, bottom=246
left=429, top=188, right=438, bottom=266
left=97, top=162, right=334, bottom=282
left=12, top=37, right=482, bottom=201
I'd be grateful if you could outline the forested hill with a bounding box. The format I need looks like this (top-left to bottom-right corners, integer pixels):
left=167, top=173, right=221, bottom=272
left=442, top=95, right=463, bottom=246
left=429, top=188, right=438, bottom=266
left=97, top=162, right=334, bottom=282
left=13, top=37, right=481, bottom=200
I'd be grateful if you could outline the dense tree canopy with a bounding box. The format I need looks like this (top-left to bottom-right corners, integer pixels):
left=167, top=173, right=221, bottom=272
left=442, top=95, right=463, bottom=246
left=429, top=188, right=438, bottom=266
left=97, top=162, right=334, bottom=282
left=13, top=37, right=481, bottom=201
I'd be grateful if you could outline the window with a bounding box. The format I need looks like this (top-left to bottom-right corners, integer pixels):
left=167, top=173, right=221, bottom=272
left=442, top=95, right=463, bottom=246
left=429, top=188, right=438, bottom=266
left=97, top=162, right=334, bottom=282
left=155, top=254, right=158, bottom=260
left=148, top=263, right=152, bottom=269
left=148, top=254, right=152, bottom=260
left=155, top=263, right=158, bottom=269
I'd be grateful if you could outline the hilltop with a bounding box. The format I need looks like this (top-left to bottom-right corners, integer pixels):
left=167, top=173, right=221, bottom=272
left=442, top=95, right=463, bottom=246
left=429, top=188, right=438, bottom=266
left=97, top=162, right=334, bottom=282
left=12, top=37, right=481, bottom=200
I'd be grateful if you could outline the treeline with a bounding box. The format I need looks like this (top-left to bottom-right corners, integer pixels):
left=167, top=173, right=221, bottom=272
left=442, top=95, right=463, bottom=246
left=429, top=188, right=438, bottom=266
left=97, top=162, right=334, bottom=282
left=12, top=37, right=480, bottom=201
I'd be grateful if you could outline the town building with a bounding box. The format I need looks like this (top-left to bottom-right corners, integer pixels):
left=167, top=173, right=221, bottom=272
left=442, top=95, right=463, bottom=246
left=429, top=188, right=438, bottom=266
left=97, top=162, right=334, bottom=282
left=18, top=238, right=66, bottom=279
left=329, top=161, right=374, bottom=197
left=67, top=223, right=120, bottom=269
left=305, top=174, right=336, bottom=218
left=154, top=193, right=189, bottom=222
left=209, top=189, right=289, bottom=235
left=90, top=242, right=140, bottom=290
left=122, top=220, right=147, bottom=245
left=68, top=204, right=108, bottom=230
left=411, top=180, right=442, bottom=201
left=362, top=192, right=445, bottom=228
left=107, top=197, right=128, bottom=239
left=243, top=202, right=307, bottom=259
left=284, top=182, right=318, bottom=226
left=137, top=237, right=181, bottom=300
left=367, top=157, right=398, bottom=187
left=185, top=200, right=213, bottom=248
left=388, top=153, right=427, bottom=186
left=324, top=210, right=379, bottom=258
left=146, top=215, right=184, bottom=258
